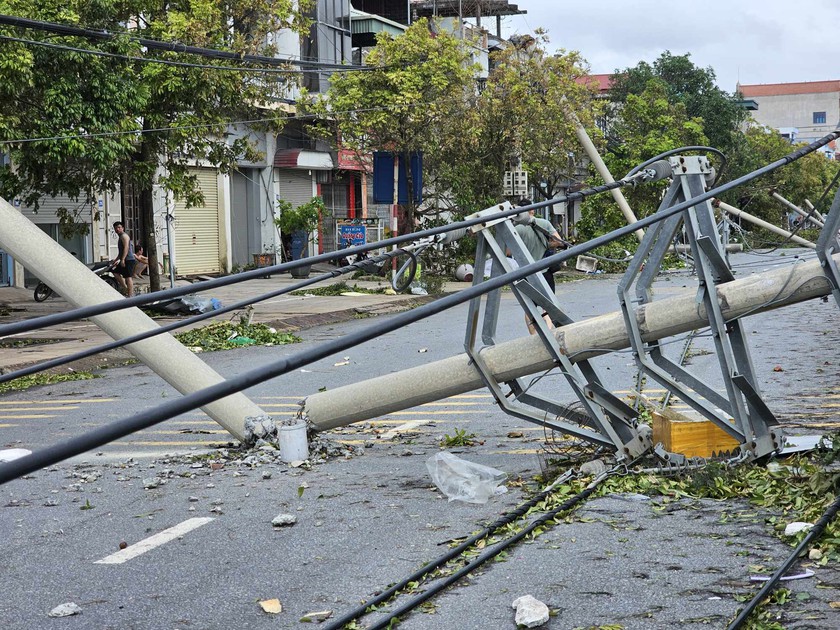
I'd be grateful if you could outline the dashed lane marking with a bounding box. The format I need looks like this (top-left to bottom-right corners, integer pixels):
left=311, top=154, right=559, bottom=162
left=0, top=414, right=59, bottom=419
left=0, top=423, right=18, bottom=428
left=94, top=518, right=215, bottom=565
left=0, top=399, right=115, bottom=405
left=0, top=406, right=79, bottom=412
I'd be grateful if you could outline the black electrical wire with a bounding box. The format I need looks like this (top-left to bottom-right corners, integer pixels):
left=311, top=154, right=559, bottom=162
left=728, top=491, right=840, bottom=630
left=0, top=177, right=639, bottom=338
left=321, top=471, right=575, bottom=630
left=0, top=34, right=366, bottom=74
left=361, top=475, right=608, bottom=630
left=0, top=13, right=353, bottom=70
left=0, top=247, right=408, bottom=386
left=391, top=249, right=420, bottom=293
left=1, top=130, right=836, bottom=484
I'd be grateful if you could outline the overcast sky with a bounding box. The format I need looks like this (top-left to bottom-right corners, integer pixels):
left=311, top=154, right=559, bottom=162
left=495, top=0, right=838, bottom=92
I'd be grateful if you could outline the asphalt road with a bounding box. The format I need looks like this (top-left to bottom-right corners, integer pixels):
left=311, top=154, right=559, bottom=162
left=1, top=249, right=839, bottom=629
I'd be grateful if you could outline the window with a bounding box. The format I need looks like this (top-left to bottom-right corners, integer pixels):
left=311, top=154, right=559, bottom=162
left=814, top=111, right=827, bottom=124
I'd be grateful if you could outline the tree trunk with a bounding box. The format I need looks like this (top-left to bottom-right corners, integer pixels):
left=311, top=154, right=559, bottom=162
left=138, top=132, right=160, bottom=292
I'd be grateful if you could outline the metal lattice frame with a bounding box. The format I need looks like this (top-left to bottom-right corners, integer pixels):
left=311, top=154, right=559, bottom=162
left=463, top=203, right=651, bottom=462
left=618, top=156, right=782, bottom=460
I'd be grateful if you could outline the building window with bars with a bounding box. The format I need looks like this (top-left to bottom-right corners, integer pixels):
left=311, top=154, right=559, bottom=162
left=814, top=111, right=827, bottom=124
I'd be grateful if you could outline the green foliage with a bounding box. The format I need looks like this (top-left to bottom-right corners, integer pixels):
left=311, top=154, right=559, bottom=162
left=720, top=124, right=840, bottom=226
left=274, top=197, right=328, bottom=235
left=0, top=370, right=97, bottom=394
left=609, top=51, right=747, bottom=154
left=580, top=79, right=709, bottom=242
left=175, top=322, right=301, bottom=352
left=0, top=0, right=311, bottom=258
left=440, top=428, right=477, bottom=448
left=290, top=281, right=387, bottom=296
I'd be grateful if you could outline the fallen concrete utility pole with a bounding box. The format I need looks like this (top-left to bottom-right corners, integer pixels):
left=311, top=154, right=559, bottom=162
left=303, top=254, right=836, bottom=430
left=0, top=197, right=265, bottom=440
left=771, top=191, right=824, bottom=227
left=716, top=200, right=815, bottom=249
left=804, top=199, right=827, bottom=223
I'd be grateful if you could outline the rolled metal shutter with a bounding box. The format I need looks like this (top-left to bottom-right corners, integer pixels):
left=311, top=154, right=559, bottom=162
left=174, top=168, right=221, bottom=274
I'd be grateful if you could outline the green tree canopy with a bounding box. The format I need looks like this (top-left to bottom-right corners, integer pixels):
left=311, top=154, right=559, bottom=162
left=578, top=78, right=708, bottom=241
left=609, top=51, right=746, bottom=154
left=0, top=0, right=311, bottom=289
left=307, top=18, right=477, bottom=230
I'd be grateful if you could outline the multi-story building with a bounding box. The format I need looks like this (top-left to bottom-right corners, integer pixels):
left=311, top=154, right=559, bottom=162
left=737, top=80, right=840, bottom=158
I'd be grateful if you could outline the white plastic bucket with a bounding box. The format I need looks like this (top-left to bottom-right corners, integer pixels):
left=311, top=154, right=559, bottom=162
left=278, top=422, right=309, bottom=462
left=455, top=263, right=474, bottom=282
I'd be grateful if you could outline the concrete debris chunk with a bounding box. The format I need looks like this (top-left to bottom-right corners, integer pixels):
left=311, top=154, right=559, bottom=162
left=579, top=458, right=606, bottom=476
left=0, top=448, right=31, bottom=462
left=244, top=415, right=278, bottom=444
left=143, top=477, right=162, bottom=490
left=784, top=522, right=814, bottom=536
left=511, top=595, right=550, bottom=628
left=272, top=513, right=297, bottom=527
left=259, top=598, right=282, bottom=614
left=48, top=602, right=82, bottom=618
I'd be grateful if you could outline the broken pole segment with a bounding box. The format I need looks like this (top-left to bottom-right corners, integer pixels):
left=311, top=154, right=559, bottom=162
left=716, top=200, right=816, bottom=249
left=303, top=255, right=837, bottom=431
left=0, top=197, right=266, bottom=441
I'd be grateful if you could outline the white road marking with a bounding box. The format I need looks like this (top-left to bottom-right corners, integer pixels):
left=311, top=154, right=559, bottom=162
left=94, top=517, right=215, bottom=565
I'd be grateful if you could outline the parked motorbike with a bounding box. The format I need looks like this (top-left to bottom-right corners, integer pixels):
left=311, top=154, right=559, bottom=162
left=33, top=261, right=121, bottom=302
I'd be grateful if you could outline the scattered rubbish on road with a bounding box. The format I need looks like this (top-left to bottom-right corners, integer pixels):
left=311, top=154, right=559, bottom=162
left=272, top=513, right=297, bottom=527
left=426, top=451, right=507, bottom=504
left=48, top=603, right=82, bottom=618
left=784, top=522, right=814, bottom=536
left=750, top=569, right=815, bottom=582
left=511, top=595, right=550, bottom=628
left=0, top=448, right=31, bottom=462
left=300, top=610, right=332, bottom=622
left=507, top=431, right=524, bottom=438
left=258, top=599, right=283, bottom=614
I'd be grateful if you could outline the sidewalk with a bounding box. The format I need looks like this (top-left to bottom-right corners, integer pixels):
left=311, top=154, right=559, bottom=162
left=0, top=264, right=468, bottom=373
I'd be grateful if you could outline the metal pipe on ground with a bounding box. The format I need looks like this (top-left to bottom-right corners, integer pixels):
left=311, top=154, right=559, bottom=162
left=716, top=200, right=816, bottom=249
left=0, top=197, right=265, bottom=440
left=770, top=191, right=824, bottom=227
left=303, top=253, right=837, bottom=430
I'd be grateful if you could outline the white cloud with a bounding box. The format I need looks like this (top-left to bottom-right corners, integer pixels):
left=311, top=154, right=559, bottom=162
left=496, top=0, right=840, bottom=91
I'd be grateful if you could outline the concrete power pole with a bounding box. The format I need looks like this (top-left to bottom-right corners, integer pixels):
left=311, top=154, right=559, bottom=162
left=0, top=197, right=266, bottom=440
left=302, top=253, right=837, bottom=430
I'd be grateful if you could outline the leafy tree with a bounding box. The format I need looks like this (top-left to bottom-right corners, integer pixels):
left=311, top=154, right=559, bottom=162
left=721, top=123, right=840, bottom=227
left=609, top=51, right=746, bottom=155
left=308, top=18, right=476, bottom=232
left=0, top=0, right=311, bottom=290
left=436, top=32, right=601, bottom=212
left=578, top=79, right=708, bottom=242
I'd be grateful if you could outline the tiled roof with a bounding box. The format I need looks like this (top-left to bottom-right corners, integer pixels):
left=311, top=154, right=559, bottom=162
left=576, top=73, right=614, bottom=93
left=738, top=80, right=840, bottom=97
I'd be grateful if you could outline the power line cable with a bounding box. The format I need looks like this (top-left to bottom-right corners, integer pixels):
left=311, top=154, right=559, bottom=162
left=0, top=34, right=367, bottom=75
left=0, top=13, right=354, bottom=70
left=0, top=129, right=836, bottom=483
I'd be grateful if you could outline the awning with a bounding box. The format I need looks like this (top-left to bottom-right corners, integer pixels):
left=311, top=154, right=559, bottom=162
left=274, top=149, right=334, bottom=170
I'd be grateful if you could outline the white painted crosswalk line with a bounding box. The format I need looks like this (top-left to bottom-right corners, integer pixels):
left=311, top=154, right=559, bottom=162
left=94, top=518, right=215, bottom=565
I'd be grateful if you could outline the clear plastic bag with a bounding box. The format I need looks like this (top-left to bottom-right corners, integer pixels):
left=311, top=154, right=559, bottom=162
left=426, top=452, right=507, bottom=504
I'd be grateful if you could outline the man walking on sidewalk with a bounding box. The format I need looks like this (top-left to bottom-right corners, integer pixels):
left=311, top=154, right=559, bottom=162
left=111, top=221, right=136, bottom=297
